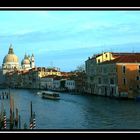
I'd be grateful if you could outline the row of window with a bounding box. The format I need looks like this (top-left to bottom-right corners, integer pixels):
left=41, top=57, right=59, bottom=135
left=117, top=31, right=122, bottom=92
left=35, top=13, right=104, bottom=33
left=121, top=78, right=139, bottom=86
left=122, top=65, right=140, bottom=74
left=90, top=67, right=116, bottom=74
left=98, top=78, right=115, bottom=84
left=66, top=82, right=75, bottom=86
left=53, top=82, right=75, bottom=85
left=98, top=77, right=138, bottom=86
left=88, top=65, right=140, bottom=75
left=53, top=82, right=60, bottom=85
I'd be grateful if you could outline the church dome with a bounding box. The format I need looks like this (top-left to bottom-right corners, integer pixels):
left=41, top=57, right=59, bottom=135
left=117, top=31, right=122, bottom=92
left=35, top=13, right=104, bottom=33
left=21, top=59, right=30, bottom=65
left=3, top=54, right=19, bottom=63
left=3, top=45, right=19, bottom=64
left=21, top=53, right=30, bottom=65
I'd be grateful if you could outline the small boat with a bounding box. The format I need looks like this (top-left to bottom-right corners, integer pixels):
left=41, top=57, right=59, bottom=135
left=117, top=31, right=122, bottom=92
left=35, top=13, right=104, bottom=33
left=39, top=91, right=60, bottom=100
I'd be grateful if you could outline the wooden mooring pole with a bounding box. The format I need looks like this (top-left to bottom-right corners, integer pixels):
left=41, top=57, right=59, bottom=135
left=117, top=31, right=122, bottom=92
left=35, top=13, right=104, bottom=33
left=15, top=108, right=18, bottom=128
left=3, top=110, right=6, bottom=129
left=30, top=101, right=33, bottom=129
left=18, top=115, right=21, bottom=129
left=30, top=101, right=32, bottom=118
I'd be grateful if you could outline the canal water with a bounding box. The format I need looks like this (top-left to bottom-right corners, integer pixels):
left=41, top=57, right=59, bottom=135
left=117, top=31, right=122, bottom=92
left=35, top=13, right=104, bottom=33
left=0, top=89, right=140, bottom=130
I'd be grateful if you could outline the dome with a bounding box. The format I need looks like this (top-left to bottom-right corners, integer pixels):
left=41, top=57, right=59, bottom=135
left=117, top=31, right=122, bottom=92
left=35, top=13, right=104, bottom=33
left=3, top=45, right=19, bottom=64
left=21, top=58, right=30, bottom=65
left=3, top=54, right=19, bottom=63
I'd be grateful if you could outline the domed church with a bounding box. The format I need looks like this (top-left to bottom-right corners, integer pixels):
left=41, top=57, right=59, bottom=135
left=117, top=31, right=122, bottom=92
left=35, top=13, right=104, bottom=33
left=21, top=53, right=35, bottom=70
left=2, top=44, right=35, bottom=74
left=2, top=44, right=20, bottom=74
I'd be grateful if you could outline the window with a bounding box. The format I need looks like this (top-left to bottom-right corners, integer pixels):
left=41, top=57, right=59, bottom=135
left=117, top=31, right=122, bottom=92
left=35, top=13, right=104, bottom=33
left=139, top=65, right=140, bottom=73
left=122, top=66, right=126, bottom=74
left=136, top=76, right=139, bottom=81
left=123, top=78, right=126, bottom=85
left=98, top=78, right=101, bottom=84
left=103, top=67, right=107, bottom=73
left=106, top=54, right=108, bottom=58
left=98, top=59, right=100, bottom=63
left=110, top=78, right=114, bottom=84
left=103, top=78, right=108, bottom=84
left=90, top=77, right=94, bottom=81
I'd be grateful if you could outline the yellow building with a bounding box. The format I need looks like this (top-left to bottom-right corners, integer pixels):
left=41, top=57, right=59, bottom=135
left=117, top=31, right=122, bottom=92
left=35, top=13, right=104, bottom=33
left=46, top=68, right=61, bottom=76
left=96, top=52, right=115, bottom=63
left=36, top=67, right=61, bottom=78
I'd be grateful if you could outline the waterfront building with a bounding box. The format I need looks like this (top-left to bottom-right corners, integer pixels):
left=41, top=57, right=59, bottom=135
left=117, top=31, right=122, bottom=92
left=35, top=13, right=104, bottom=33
left=40, top=76, right=54, bottom=90
left=52, top=76, right=68, bottom=91
left=85, top=52, right=123, bottom=94
left=107, top=54, right=140, bottom=98
left=65, top=80, right=75, bottom=91
left=1, top=45, right=64, bottom=89
left=53, top=79, right=61, bottom=90
left=27, top=68, right=41, bottom=89
left=85, top=52, right=140, bottom=99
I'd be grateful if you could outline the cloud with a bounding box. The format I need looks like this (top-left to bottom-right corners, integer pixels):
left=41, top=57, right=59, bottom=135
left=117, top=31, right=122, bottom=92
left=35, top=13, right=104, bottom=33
left=35, top=41, right=140, bottom=71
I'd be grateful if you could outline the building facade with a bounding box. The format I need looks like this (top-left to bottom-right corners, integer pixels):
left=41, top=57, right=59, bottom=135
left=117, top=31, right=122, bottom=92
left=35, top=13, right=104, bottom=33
left=65, top=80, right=75, bottom=91
left=85, top=52, right=140, bottom=99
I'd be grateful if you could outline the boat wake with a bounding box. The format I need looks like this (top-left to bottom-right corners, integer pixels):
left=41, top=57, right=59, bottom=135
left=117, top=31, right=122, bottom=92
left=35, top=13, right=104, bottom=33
left=37, top=92, right=42, bottom=97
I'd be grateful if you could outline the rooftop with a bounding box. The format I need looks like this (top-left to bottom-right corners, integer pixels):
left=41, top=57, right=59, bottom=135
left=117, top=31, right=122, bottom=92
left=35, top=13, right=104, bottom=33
left=101, top=54, right=140, bottom=64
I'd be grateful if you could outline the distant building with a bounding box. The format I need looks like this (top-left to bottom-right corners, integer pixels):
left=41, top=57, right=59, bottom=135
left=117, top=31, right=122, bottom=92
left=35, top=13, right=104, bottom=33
left=2, top=44, right=35, bottom=75
left=21, top=53, right=35, bottom=70
left=2, top=44, right=20, bottom=74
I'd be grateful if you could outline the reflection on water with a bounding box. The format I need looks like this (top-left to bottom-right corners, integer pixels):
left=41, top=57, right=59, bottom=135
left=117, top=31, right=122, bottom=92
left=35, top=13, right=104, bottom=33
left=0, top=89, right=140, bottom=129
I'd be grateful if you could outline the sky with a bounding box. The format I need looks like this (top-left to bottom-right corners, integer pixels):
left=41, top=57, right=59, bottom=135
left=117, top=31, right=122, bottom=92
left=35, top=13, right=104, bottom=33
left=0, top=10, right=140, bottom=71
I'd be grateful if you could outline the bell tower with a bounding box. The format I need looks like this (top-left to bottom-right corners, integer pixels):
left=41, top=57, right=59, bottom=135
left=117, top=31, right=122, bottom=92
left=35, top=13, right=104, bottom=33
left=31, top=53, right=35, bottom=68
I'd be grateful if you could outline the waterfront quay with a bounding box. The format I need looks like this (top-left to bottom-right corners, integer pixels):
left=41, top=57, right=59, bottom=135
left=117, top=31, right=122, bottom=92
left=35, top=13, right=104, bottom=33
left=1, top=89, right=140, bottom=129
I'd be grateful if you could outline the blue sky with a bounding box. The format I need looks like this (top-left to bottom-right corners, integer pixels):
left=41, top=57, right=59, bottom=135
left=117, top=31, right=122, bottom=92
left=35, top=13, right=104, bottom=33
left=0, top=11, right=140, bottom=71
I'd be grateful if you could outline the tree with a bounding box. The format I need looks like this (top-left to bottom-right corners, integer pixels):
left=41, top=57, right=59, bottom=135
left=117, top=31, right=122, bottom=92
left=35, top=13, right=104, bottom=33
left=75, top=64, right=85, bottom=72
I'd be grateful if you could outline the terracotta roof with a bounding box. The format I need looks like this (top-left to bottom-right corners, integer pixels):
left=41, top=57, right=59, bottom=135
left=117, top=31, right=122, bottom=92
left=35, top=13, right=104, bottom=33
left=112, top=52, right=140, bottom=55
left=101, top=54, right=140, bottom=64
left=22, top=71, right=29, bottom=75
left=90, top=52, right=140, bottom=59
